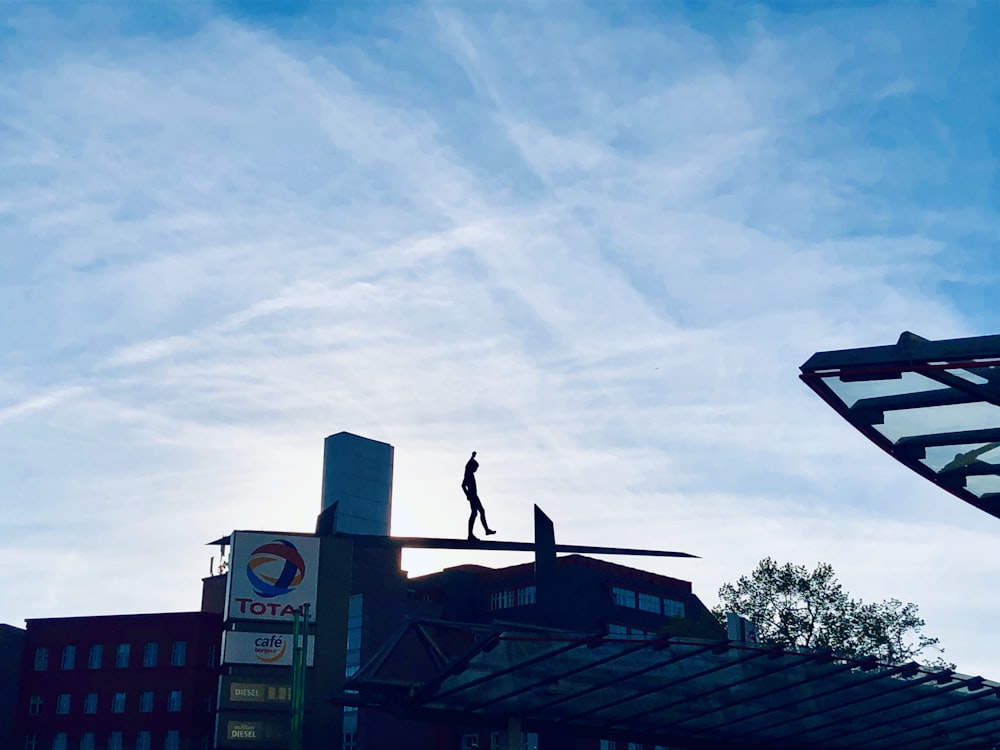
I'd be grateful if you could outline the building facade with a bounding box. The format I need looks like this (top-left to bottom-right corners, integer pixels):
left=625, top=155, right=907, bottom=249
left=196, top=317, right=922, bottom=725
left=14, top=612, right=222, bottom=750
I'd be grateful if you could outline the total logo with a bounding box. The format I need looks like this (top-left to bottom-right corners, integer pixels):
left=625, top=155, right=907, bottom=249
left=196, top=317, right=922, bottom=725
left=246, top=539, right=307, bottom=598
left=252, top=634, right=288, bottom=664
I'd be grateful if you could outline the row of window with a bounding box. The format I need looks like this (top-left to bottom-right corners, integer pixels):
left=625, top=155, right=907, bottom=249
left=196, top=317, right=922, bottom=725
left=611, top=586, right=686, bottom=618
left=607, top=623, right=659, bottom=639
left=489, top=585, right=536, bottom=611
left=29, top=690, right=183, bottom=716
left=25, top=731, right=187, bottom=750
left=35, top=642, right=187, bottom=672
left=461, top=731, right=539, bottom=750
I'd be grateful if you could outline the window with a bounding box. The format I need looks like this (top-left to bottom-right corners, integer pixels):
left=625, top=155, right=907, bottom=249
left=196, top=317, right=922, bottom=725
left=139, top=691, right=154, bottom=712
left=80, top=734, right=95, bottom=750
left=111, top=692, right=126, bottom=713
left=599, top=742, right=616, bottom=750
left=135, top=732, right=151, bottom=750
left=24, top=737, right=37, bottom=750
left=342, top=732, right=357, bottom=750
left=167, top=690, right=182, bottom=712
left=638, top=592, right=661, bottom=613
left=108, top=733, right=123, bottom=750
left=517, top=585, right=536, bottom=606
left=28, top=695, right=41, bottom=715
left=52, top=735, right=67, bottom=750
left=115, top=643, right=130, bottom=668
left=33, top=647, right=48, bottom=671
left=662, top=598, right=686, bottom=618
left=346, top=595, right=363, bottom=652
left=55, top=694, right=70, bottom=715
left=60, top=645, right=76, bottom=670
left=143, top=642, right=158, bottom=667
left=88, top=644, right=103, bottom=669
left=611, top=586, right=635, bottom=608
left=164, top=731, right=179, bottom=750
left=608, top=623, right=627, bottom=636
left=84, top=693, right=98, bottom=714
left=462, top=735, right=480, bottom=750
left=170, top=641, right=187, bottom=666
left=490, top=590, right=515, bottom=610
left=627, top=744, right=642, bottom=750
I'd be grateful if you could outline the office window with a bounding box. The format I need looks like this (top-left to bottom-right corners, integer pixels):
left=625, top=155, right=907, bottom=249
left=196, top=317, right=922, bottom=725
left=143, top=642, right=158, bottom=667
left=88, top=644, right=103, bottom=669
left=139, top=691, right=154, bottom=712
left=662, top=598, right=686, bottom=618
left=84, top=693, right=98, bottom=714
left=170, top=641, right=187, bottom=666
left=638, top=592, right=661, bottom=613
left=33, top=647, right=48, bottom=671
left=490, top=589, right=515, bottom=610
left=342, top=732, right=357, bottom=750
left=167, top=690, right=182, bottom=712
left=599, top=742, right=616, bottom=750
left=108, top=732, right=123, bottom=750
left=627, top=744, right=642, bottom=750
left=135, top=732, right=151, bottom=750
left=61, top=645, right=76, bottom=670
left=462, top=735, right=480, bottom=750
left=24, top=737, right=38, bottom=750
left=115, top=643, right=130, bottom=668
left=52, top=734, right=67, bottom=750
left=517, top=585, right=537, bottom=606
left=80, top=734, right=95, bottom=750
left=55, top=694, right=70, bottom=715
left=28, top=695, right=41, bottom=715
left=164, top=731, right=179, bottom=750
left=611, top=586, right=635, bottom=608
left=608, top=623, right=627, bottom=636
left=112, top=692, right=126, bottom=713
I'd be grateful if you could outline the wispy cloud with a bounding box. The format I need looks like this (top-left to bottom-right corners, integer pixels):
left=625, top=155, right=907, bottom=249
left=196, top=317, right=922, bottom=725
left=1, top=0, right=997, bottom=677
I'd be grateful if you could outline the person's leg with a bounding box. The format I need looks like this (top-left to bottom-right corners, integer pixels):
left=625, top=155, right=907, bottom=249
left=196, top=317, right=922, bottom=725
left=468, top=504, right=478, bottom=540
left=478, top=505, right=495, bottom=535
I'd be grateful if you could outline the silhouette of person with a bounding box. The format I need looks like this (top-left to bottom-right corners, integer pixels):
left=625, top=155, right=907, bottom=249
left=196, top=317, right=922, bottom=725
left=462, top=451, right=495, bottom=540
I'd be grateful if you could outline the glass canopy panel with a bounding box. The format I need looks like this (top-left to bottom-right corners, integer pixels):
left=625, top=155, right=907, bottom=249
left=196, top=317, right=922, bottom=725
left=800, top=332, right=1000, bottom=520
left=825, top=371, right=949, bottom=409
left=343, top=621, right=1000, bottom=749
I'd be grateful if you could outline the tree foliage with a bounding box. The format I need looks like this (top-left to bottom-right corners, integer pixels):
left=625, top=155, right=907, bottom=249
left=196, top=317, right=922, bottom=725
left=714, top=557, right=951, bottom=667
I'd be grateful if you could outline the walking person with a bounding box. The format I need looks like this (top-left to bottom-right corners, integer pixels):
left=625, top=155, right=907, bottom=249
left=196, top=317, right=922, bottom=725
left=462, top=451, right=495, bottom=540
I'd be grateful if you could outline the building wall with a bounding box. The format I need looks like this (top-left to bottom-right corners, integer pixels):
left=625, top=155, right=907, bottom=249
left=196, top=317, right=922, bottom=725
left=1, top=623, right=26, bottom=748
left=14, top=612, right=222, bottom=750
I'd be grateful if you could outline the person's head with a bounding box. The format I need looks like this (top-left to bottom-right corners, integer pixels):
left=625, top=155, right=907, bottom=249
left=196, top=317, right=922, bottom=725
left=471, top=451, right=477, bottom=458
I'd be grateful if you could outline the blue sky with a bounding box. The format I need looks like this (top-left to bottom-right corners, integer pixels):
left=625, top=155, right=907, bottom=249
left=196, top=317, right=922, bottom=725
left=1, top=0, right=998, bottom=676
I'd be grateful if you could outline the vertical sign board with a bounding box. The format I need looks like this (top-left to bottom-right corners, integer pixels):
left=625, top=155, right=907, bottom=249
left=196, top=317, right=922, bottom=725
left=225, top=531, right=321, bottom=623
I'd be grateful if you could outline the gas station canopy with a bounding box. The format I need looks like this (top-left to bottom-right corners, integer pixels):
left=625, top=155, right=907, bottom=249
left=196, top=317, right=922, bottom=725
left=800, top=331, right=1000, bottom=520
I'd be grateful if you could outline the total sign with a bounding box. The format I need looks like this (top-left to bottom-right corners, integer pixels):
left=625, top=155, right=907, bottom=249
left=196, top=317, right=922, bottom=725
left=225, top=531, right=320, bottom=623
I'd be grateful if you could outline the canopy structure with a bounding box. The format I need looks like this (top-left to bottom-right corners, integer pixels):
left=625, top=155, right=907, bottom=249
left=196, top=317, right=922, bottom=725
left=338, top=619, right=1000, bottom=749
left=800, top=331, right=1000, bottom=519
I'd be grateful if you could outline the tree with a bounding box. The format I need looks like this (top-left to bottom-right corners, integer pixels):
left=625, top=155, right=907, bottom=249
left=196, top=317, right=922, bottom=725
left=714, top=557, right=951, bottom=668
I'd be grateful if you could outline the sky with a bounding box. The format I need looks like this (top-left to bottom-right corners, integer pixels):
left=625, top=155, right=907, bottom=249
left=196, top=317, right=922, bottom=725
left=1, top=0, right=998, bottom=677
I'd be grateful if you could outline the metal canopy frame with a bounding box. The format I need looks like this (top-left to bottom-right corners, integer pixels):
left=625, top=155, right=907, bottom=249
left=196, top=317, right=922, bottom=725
left=338, top=619, right=1000, bottom=749
left=800, top=331, right=1000, bottom=519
